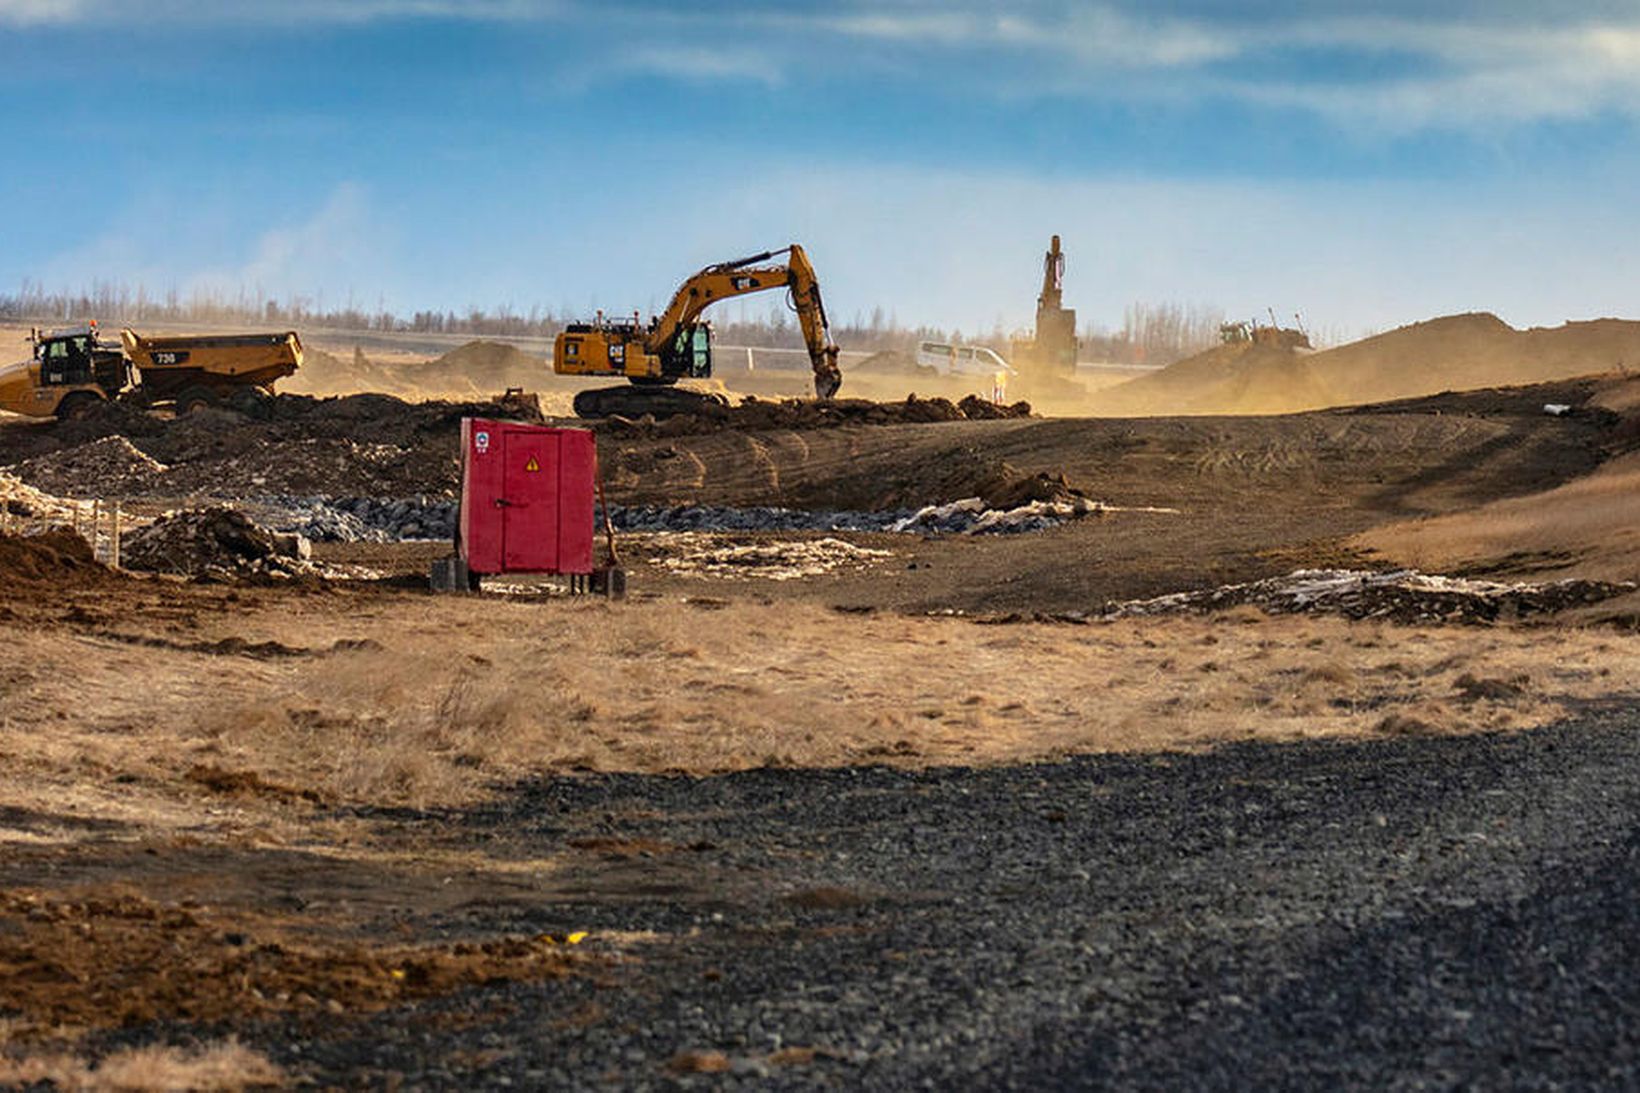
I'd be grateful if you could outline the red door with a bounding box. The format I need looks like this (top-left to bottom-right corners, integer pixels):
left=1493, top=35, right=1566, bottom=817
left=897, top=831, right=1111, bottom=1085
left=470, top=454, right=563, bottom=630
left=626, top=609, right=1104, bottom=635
left=502, top=432, right=558, bottom=572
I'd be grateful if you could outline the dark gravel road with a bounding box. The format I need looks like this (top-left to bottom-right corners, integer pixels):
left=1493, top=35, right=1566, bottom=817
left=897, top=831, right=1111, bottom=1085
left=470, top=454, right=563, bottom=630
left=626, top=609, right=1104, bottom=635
left=188, top=708, right=1640, bottom=1088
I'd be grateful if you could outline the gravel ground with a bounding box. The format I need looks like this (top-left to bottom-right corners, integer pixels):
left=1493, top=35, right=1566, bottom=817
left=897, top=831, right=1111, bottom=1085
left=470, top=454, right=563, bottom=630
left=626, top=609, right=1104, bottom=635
left=99, top=707, right=1640, bottom=1089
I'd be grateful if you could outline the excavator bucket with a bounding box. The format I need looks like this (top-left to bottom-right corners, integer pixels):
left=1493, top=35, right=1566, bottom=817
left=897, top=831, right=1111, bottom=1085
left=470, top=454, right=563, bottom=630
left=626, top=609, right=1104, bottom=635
left=813, top=347, right=843, bottom=399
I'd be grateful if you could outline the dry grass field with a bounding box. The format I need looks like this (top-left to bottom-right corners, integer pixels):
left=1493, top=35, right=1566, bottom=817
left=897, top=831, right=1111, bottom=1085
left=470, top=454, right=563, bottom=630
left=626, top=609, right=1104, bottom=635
left=6, top=592, right=1638, bottom=823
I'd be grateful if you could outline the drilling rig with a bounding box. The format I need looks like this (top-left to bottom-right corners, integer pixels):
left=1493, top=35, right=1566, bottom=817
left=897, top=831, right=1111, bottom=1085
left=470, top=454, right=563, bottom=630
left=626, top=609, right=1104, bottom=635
left=1009, top=235, right=1079, bottom=379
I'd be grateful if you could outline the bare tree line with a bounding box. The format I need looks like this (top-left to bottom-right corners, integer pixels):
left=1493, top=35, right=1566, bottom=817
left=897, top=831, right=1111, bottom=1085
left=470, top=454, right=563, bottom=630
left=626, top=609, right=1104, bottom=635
left=2, top=280, right=1334, bottom=367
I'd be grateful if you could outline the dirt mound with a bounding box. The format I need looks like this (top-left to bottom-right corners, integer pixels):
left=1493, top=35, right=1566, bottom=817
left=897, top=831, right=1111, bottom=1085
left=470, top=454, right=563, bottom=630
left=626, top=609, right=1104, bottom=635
left=0, top=530, right=98, bottom=584
left=850, top=349, right=922, bottom=373
left=418, top=340, right=545, bottom=392
left=287, top=345, right=404, bottom=396
left=3, top=391, right=546, bottom=501
left=604, top=394, right=1033, bottom=438
left=285, top=340, right=548, bottom=400
left=122, top=507, right=312, bottom=579
left=796, top=445, right=1086, bottom=511
left=1099, top=313, right=1640, bottom=416
left=6, top=435, right=167, bottom=497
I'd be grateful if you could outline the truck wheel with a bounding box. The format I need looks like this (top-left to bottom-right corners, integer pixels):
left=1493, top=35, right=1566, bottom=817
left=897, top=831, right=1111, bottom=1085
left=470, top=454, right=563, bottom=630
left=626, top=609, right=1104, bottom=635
left=176, top=387, right=218, bottom=415
left=225, top=385, right=273, bottom=419
left=54, top=392, right=102, bottom=421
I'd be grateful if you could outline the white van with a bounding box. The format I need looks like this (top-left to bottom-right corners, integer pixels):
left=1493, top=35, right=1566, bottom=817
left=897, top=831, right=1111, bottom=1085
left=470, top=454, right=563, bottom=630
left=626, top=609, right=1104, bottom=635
left=915, top=340, right=1016, bottom=377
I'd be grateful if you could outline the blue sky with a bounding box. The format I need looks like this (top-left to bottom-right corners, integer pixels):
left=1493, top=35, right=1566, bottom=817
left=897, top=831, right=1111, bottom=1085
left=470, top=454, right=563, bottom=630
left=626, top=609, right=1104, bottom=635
left=3, top=1, right=1640, bottom=337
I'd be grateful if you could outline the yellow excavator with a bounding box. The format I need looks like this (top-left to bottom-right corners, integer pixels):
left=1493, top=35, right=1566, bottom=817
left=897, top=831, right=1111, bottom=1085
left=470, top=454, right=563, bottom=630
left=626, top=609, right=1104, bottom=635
left=554, top=244, right=842, bottom=418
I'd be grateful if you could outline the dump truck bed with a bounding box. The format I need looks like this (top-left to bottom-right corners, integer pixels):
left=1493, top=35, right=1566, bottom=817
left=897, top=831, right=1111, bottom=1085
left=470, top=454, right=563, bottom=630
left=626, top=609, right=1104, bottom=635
left=119, top=329, right=302, bottom=399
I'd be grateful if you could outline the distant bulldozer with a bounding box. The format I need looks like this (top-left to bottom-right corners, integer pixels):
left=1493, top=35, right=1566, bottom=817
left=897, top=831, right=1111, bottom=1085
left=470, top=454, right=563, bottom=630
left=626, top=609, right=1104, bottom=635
left=1221, top=312, right=1312, bottom=350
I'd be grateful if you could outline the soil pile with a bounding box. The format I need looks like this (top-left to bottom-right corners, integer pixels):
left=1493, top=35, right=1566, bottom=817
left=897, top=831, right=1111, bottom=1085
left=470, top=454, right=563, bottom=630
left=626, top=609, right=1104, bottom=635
left=807, top=446, right=1082, bottom=511
left=605, top=394, right=1032, bottom=438
left=0, top=529, right=98, bottom=584
left=122, top=507, right=313, bottom=579
left=416, top=340, right=546, bottom=394
left=1099, top=313, right=1640, bottom=416
left=4, top=391, right=543, bottom=500
left=286, top=341, right=548, bottom=400
left=288, top=346, right=404, bottom=397
left=7, top=435, right=166, bottom=496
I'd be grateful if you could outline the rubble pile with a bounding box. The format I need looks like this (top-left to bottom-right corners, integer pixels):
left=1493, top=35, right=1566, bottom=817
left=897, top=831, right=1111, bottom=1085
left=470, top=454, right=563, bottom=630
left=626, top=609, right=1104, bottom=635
left=1105, top=568, right=1637, bottom=625
left=658, top=536, right=894, bottom=581
left=256, top=496, right=458, bottom=542
left=891, top=496, right=1108, bottom=535
left=6, top=436, right=167, bottom=497
left=0, top=471, right=84, bottom=525
left=122, top=507, right=314, bottom=580
left=153, top=438, right=441, bottom=498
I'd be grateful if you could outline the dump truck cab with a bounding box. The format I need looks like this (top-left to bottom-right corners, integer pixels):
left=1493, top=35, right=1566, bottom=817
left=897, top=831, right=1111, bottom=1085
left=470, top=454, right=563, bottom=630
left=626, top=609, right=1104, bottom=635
left=0, top=326, right=129, bottom=418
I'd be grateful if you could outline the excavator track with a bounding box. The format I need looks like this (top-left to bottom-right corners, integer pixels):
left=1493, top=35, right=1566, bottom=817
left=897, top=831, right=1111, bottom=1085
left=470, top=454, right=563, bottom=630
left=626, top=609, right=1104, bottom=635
left=572, top=385, right=730, bottom=420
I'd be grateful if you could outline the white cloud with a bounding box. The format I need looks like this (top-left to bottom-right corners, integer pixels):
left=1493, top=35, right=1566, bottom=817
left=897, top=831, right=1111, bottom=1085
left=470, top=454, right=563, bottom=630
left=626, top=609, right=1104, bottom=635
left=0, top=0, right=85, bottom=24
left=806, top=6, right=1235, bottom=70
left=799, top=5, right=1640, bottom=129
left=614, top=46, right=782, bottom=87
left=1215, top=17, right=1640, bottom=128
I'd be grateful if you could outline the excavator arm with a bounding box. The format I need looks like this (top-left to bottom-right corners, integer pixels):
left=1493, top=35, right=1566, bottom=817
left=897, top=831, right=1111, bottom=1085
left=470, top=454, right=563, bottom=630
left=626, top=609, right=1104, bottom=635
left=646, top=244, right=842, bottom=398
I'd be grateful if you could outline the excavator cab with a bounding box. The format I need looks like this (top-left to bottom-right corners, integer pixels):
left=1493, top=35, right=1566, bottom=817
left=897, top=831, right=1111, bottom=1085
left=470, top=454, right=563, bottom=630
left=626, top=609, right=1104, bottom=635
left=658, top=323, right=712, bottom=379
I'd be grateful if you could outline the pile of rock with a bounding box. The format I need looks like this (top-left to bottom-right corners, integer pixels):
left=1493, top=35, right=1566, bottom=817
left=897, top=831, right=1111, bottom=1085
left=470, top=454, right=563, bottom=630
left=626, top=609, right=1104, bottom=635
left=4, top=436, right=167, bottom=497
left=0, top=471, right=82, bottom=526
left=658, top=536, right=893, bottom=581
left=122, top=507, right=314, bottom=580
left=891, top=496, right=1107, bottom=535
left=1105, top=568, right=1637, bottom=625
left=254, top=496, right=457, bottom=542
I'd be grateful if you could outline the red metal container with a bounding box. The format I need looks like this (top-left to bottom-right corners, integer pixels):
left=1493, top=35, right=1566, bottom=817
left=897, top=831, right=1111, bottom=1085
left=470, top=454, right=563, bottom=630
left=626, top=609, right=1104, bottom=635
left=459, top=418, right=595, bottom=576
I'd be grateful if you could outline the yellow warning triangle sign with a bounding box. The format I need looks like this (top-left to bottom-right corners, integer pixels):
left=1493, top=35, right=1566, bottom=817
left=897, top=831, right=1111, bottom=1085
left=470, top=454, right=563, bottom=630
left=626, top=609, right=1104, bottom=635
left=525, top=456, right=540, bottom=472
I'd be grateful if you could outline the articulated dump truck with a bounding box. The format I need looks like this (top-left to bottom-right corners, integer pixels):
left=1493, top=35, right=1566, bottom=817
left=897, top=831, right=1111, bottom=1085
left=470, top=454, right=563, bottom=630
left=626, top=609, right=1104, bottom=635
left=0, top=324, right=303, bottom=419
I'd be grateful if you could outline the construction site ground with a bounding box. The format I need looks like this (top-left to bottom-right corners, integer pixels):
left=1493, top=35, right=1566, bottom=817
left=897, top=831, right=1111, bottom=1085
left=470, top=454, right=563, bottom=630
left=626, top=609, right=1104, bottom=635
left=5, top=323, right=1640, bottom=1086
